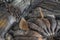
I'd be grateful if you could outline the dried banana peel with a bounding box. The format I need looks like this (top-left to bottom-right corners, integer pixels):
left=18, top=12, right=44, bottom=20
left=0, top=0, right=60, bottom=40
left=0, top=19, right=7, bottom=28
left=19, top=17, right=29, bottom=31
left=0, top=13, right=8, bottom=29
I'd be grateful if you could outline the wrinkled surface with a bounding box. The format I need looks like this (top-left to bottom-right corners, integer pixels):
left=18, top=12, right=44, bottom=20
left=0, top=0, right=60, bottom=40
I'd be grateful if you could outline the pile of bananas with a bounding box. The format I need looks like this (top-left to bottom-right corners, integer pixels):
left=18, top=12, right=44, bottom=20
left=0, top=0, right=60, bottom=40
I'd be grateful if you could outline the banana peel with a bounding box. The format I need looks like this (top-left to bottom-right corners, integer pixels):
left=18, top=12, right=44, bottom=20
left=19, top=18, right=29, bottom=31
left=0, top=18, right=8, bottom=29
